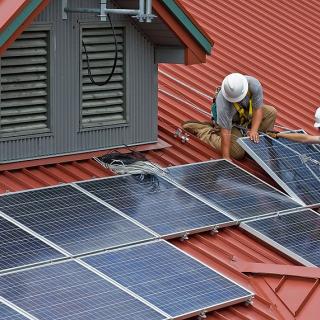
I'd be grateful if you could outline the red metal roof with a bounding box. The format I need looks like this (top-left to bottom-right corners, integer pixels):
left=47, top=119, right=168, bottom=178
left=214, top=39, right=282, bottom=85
left=160, top=0, right=320, bottom=136
left=1, top=0, right=320, bottom=319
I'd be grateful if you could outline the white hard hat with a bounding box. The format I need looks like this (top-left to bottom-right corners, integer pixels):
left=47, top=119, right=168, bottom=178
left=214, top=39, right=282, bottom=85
left=315, top=107, right=320, bottom=128
left=221, top=73, right=248, bottom=103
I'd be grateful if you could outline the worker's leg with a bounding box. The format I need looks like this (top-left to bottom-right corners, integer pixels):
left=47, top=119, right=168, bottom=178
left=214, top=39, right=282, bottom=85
left=183, top=122, right=246, bottom=159
left=204, top=127, right=245, bottom=160
left=258, top=105, right=277, bottom=132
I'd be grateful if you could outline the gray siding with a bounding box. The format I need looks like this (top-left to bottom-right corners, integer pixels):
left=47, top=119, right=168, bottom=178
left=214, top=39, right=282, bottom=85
left=0, top=0, right=158, bottom=162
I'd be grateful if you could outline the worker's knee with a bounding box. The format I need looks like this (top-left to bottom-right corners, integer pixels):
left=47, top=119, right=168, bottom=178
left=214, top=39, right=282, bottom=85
left=230, top=145, right=246, bottom=160
left=264, top=105, right=277, bottom=120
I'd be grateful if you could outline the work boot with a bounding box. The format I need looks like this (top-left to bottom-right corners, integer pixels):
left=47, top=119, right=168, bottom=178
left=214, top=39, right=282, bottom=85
left=182, top=120, right=213, bottom=136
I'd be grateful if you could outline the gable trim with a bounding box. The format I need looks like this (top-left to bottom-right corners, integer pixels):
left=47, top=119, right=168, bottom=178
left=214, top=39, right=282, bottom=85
left=161, top=0, right=212, bottom=54
left=0, top=0, right=43, bottom=53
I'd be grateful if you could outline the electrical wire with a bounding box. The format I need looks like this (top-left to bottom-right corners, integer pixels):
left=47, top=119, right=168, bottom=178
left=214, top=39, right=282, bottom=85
left=82, top=13, right=118, bottom=86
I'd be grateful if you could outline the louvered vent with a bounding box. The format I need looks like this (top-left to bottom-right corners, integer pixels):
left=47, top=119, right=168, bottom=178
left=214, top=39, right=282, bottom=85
left=81, top=26, right=125, bottom=128
left=0, top=30, right=49, bottom=136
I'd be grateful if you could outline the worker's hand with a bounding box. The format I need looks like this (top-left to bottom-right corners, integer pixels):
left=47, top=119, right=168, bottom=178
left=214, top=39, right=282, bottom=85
left=247, top=129, right=260, bottom=143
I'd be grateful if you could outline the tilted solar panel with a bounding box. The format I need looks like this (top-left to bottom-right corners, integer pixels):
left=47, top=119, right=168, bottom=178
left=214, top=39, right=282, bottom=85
left=0, top=216, right=63, bottom=272
left=78, top=175, right=233, bottom=238
left=241, top=209, right=320, bottom=267
left=280, top=138, right=320, bottom=157
left=238, top=136, right=320, bottom=206
left=277, top=130, right=320, bottom=158
left=167, top=160, right=301, bottom=220
left=0, top=261, right=165, bottom=320
left=0, top=303, right=28, bottom=320
left=0, top=185, right=154, bottom=255
left=83, top=240, right=252, bottom=319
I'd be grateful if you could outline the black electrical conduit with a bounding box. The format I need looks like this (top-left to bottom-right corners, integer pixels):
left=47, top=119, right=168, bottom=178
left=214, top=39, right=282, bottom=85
left=82, top=13, right=118, bottom=86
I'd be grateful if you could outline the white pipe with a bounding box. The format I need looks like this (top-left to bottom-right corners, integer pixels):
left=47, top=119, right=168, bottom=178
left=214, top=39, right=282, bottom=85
left=100, top=0, right=107, bottom=21
left=146, top=0, right=152, bottom=22
left=104, top=8, right=140, bottom=15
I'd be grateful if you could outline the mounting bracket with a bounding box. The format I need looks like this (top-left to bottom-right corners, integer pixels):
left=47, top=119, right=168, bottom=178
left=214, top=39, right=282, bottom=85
left=197, top=311, right=207, bottom=319
left=174, top=128, right=190, bottom=143
left=180, top=233, right=189, bottom=241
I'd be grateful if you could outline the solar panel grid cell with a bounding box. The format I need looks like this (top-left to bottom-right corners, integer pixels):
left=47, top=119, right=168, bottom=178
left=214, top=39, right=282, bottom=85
left=0, top=261, right=165, bottom=320
left=0, top=217, right=63, bottom=272
left=167, top=160, right=300, bottom=220
left=0, top=303, right=28, bottom=320
left=84, top=241, right=251, bottom=318
left=0, top=185, right=153, bottom=255
left=238, top=137, right=320, bottom=205
left=78, top=175, right=233, bottom=237
left=243, top=209, right=320, bottom=266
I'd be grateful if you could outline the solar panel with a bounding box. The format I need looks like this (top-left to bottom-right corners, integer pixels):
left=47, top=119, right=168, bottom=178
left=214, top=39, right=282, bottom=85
left=241, top=209, right=320, bottom=267
left=278, top=132, right=320, bottom=159
left=78, top=175, right=233, bottom=238
left=238, top=135, right=320, bottom=206
left=0, top=216, right=63, bottom=273
left=0, top=303, right=28, bottom=320
left=0, top=261, right=165, bottom=320
left=167, top=160, right=301, bottom=220
left=83, top=240, right=252, bottom=318
left=0, top=185, right=154, bottom=255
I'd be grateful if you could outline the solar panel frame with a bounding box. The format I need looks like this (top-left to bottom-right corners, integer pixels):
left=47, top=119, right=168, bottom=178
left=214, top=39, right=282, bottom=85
left=165, top=159, right=302, bottom=221
left=240, top=208, right=320, bottom=267
left=0, top=183, right=156, bottom=256
left=238, top=135, right=320, bottom=207
left=83, top=239, right=253, bottom=319
left=76, top=174, right=236, bottom=240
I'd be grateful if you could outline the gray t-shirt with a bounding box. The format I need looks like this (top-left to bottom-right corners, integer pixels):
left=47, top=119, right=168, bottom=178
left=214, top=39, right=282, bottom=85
left=216, top=76, right=264, bottom=130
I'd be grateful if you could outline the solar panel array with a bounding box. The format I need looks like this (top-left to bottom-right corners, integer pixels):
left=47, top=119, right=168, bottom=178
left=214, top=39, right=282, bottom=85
left=0, top=171, right=257, bottom=320
left=1, top=156, right=315, bottom=319
left=238, top=135, right=320, bottom=206
left=78, top=174, right=233, bottom=237
left=167, top=160, right=301, bottom=220
left=241, top=209, right=320, bottom=267
left=84, top=240, right=251, bottom=318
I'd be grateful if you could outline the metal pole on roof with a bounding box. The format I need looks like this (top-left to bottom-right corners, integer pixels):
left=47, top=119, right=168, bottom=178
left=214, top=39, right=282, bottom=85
left=139, top=0, right=145, bottom=22
left=146, top=0, right=153, bottom=22
left=62, top=0, right=156, bottom=22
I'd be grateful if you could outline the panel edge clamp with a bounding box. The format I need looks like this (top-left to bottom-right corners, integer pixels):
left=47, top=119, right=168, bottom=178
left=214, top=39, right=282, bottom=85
left=180, top=232, right=189, bottom=241
left=210, top=226, right=219, bottom=235
left=197, top=310, right=207, bottom=319
left=245, top=296, right=254, bottom=306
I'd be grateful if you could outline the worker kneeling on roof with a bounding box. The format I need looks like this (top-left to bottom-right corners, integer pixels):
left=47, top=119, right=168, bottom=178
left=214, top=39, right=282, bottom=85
left=183, top=73, right=277, bottom=160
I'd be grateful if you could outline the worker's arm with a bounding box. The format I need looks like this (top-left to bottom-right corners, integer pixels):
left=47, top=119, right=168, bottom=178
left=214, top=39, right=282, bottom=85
left=221, top=128, right=232, bottom=160
left=248, top=107, right=264, bottom=143
left=276, top=132, right=320, bottom=144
